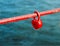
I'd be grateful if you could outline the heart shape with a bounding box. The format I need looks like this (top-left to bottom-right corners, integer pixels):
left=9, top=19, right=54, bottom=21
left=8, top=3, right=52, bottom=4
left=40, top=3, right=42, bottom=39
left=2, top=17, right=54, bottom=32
left=32, top=19, right=43, bottom=29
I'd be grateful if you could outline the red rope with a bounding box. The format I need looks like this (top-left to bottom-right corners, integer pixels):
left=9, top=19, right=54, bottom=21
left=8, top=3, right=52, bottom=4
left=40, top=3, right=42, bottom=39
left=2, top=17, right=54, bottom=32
left=0, top=8, right=60, bottom=24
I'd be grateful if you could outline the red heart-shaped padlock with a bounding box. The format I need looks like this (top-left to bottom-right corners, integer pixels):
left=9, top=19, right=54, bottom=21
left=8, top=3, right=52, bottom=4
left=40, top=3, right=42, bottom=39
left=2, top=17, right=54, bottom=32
left=32, top=11, right=43, bottom=29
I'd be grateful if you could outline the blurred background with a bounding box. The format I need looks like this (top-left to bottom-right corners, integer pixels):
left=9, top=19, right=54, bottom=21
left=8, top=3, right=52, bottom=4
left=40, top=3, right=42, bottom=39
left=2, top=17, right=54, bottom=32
left=0, top=0, right=60, bottom=46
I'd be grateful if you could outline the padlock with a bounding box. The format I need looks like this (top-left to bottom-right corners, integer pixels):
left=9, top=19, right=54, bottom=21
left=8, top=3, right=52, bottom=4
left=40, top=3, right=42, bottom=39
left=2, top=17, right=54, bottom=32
left=32, top=11, right=43, bottom=29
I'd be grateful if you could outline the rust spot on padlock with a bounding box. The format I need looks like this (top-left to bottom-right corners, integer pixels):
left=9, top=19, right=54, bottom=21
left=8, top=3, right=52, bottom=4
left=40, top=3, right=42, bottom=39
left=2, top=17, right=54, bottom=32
left=32, top=11, right=43, bottom=29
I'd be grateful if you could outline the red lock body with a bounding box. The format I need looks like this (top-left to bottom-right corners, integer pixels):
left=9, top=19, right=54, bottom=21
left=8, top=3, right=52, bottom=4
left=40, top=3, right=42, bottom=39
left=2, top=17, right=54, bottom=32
left=32, top=19, right=43, bottom=29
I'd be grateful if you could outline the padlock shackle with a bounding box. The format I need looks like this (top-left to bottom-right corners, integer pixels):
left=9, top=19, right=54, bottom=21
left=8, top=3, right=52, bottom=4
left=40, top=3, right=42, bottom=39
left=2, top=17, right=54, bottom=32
left=0, top=8, right=60, bottom=24
left=34, top=11, right=40, bottom=21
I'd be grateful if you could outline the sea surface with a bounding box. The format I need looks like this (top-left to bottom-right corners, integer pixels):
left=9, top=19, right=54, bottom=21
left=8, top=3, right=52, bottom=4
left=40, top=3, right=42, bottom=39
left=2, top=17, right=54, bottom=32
left=0, top=0, right=60, bottom=46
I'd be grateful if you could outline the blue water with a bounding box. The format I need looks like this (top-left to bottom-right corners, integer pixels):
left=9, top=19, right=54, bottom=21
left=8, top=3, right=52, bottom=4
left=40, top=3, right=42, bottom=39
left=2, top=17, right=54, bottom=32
left=0, top=0, right=60, bottom=46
